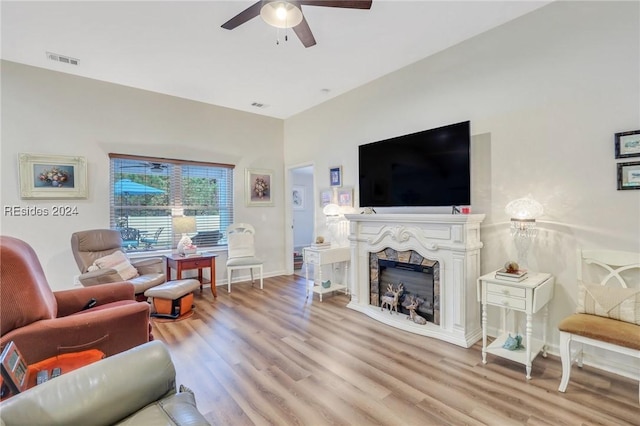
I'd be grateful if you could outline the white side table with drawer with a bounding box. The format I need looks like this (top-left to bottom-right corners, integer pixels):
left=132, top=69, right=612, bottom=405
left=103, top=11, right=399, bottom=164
left=303, top=246, right=350, bottom=302
left=477, top=271, right=555, bottom=379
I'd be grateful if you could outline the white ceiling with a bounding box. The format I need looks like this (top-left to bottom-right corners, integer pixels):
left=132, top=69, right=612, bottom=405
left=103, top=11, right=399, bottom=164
left=1, top=1, right=551, bottom=119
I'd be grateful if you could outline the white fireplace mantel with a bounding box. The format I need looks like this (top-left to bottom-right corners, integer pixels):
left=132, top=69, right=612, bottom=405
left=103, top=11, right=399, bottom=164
left=345, top=213, right=485, bottom=348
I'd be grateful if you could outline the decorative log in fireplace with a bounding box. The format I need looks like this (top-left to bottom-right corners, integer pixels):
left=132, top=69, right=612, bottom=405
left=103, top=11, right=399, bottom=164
left=345, top=213, right=485, bottom=348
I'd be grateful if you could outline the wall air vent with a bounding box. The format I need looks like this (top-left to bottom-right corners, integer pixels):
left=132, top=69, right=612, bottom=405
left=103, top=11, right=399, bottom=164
left=251, top=102, right=269, bottom=109
left=46, top=52, right=79, bottom=66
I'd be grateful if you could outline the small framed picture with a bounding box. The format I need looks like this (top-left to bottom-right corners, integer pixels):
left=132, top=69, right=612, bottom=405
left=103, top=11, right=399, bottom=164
left=19, top=153, right=88, bottom=199
left=337, top=187, right=353, bottom=207
left=615, top=130, right=640, bottom=158
left=319, top=188, right=333, bottom=207
left=329, top=166, right=342, bottom=187
left=292, top=185, right=305, bottom=210
left=617, top=161, right=640, bottom=190
left=246, top=168, right=274, bottom=206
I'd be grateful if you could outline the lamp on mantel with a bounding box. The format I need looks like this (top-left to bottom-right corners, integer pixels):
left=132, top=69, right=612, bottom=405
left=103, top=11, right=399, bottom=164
left=172, top=216, right=196, bottom=254
left=505, top=197, right=543, bottom=268
left=260, top=1, right=303, bottom=28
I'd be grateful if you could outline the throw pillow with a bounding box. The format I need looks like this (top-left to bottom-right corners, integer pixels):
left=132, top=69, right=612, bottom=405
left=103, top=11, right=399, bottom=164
left=577, top=281, right=640, bottom=325
left=92, top=251, right=139, bottom=281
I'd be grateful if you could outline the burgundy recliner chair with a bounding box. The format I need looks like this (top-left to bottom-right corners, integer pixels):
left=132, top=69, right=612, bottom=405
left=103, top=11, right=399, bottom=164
left=0, top=235, right=152, bottom=364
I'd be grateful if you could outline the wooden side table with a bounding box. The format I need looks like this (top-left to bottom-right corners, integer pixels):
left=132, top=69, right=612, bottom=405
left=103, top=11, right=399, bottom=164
left=165, top=253, right=218, bottom=298
left=477, top=271, right=555, bottom=379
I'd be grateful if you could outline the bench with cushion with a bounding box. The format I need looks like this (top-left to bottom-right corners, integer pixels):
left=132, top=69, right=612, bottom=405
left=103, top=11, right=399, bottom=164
left=557, top=249, right=640, bottom=403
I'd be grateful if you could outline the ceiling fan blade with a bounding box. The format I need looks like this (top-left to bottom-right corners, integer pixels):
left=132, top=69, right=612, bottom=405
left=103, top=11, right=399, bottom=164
left=293, top=16, right=316, bottom=48
left=299, top=0, right=372, bottom=9
left=221, top=1, right=262, bottom=30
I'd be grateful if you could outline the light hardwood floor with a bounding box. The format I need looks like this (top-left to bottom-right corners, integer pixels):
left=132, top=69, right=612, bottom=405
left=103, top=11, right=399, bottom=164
left=151, top=275, right=639, bottom=426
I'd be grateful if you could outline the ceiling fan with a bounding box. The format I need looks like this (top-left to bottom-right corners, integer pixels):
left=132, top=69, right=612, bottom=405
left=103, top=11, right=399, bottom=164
left=221, top=0, right=373, bottom=48
left=120, top=162, right=169, bottom=173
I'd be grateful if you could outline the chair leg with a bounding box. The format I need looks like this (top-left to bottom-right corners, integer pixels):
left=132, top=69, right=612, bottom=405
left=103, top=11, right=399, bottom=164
left=250, top=268, right=255, bottom=285
left=558, top=331, right=572, bottom=392
left=227, top=268, right=232, bottom=293
left=259, top=265, right=263, bottom=290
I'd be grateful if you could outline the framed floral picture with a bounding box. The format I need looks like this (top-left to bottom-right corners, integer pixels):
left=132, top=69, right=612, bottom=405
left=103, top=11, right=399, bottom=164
left=19, top=153, right=88, bottom=199
left=292, top=185, right=305, bottom=210
left=246, top=168, right=274, bottom=206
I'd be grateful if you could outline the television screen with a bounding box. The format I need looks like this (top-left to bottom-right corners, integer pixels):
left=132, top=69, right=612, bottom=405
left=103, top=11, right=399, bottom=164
left=359, top=121, right=470, bottom=207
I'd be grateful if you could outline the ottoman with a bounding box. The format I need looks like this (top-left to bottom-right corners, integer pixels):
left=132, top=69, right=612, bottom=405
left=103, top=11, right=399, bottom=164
left=144, top=279, right=201, bottom=319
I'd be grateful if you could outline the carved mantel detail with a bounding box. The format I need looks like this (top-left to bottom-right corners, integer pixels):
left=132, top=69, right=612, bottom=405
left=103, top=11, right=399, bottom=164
left=345, top=213, right=485, bottom=348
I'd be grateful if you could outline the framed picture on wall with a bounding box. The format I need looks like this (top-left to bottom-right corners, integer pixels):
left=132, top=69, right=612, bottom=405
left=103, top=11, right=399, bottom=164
left=245, top=168, right=274, bottom=206
left=18, top=153, right=88, bottom=199
left=337, top=187, right=353, bottom=207
left=617, top=161, right=640, bottom=190
left=319, top=188, right=333, bottom=207
left=329, top=166, right=342, bottom=187
left=615, top=130, right=640, bottom=158
left=292, top=186, right=305, bottom=210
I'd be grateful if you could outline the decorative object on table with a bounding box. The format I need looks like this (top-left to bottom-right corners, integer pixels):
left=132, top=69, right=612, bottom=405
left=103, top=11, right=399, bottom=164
left=380, top=283, right=404, bottom=315
left=18, top=153, right=87, bottom=199
left=315, top=236, right=324, bottom=244
left=502, top=334, right=524, bottom=351
left=246, top=168, right=274, bottom=206
left=292, top=185, right=305, bottom=210
left=617, top=161, right=640, bottom=190
left=495, top=263, right=528, bottom=282
left=329, top=166, right=342, bottom=187
left=321, top=279, right=331, bottom=289
left=173, top=216, right=197, bottom=254
left=505, top=197, right=543, bottom=268
left=614, top=129, right=640, bottom=159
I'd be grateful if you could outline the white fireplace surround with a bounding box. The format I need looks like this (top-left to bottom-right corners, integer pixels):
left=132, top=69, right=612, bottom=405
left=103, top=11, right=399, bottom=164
left=345, top=214, right=485, bottom=348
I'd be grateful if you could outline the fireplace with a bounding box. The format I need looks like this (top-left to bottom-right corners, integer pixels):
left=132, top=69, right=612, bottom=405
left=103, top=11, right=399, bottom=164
left=345, top=213, right=485, bottom=348
left=371, top=249, right=438, bottom=324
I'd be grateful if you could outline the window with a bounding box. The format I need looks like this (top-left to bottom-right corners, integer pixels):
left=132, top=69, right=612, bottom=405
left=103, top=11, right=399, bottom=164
left=109, top=154, right=234, bottom=252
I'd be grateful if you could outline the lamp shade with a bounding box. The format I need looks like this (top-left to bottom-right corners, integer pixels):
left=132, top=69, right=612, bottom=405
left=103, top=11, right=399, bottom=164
left=323, top=203, right=341, bottom=217
left=260, top=1, right=303, bottom=28
left=505, top=197, right=544, bottom=220
left=172, top=216, right=196, bottom=234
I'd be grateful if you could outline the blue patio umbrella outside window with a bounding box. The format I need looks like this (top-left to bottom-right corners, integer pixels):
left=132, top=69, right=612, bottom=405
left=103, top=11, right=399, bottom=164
left=114, top=179, right=165, bottom=195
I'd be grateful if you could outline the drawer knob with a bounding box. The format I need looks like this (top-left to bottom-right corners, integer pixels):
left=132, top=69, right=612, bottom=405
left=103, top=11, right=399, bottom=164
left=502, top=300, right=510, bottom=306
left=502, top=289, right=510, bottom=295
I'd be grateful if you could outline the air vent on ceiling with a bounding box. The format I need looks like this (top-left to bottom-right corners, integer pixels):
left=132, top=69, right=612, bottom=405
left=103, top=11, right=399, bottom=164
left=251, top=102, right=269, bottom=109
left=46, top=52, right=79, bottom=66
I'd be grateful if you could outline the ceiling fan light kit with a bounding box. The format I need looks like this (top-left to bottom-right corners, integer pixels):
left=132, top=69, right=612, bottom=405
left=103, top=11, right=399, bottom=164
left=222, top=0, right=373, bottom=48
left=260, top=1, right=303, bottom=29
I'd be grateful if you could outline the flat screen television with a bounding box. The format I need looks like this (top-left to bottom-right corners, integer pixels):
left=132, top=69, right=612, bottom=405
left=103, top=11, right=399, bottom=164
left=358, top=121, right=470, bottom=208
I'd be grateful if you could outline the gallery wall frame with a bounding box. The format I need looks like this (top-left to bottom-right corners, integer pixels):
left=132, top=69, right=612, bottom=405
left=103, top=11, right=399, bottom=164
left=292, top=185, right=305, bottom=210
left=615, top=129, right=640, bottom=159
left=246, top=168, right=274, bottom=206
left=19, top=153, right=88, bottom=199
left=319, top=188, right=333, bottom=208
left=329, top=166, right=342, bottom=187
left=337, top=187, right=353, bottom=207
left=617, top=161, right=640, bottom=190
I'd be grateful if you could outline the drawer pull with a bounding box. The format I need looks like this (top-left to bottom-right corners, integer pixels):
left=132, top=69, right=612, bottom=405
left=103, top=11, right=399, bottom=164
left=502, top=289, right=510, bottom=295
left=502, top=300, right=510, bottom=306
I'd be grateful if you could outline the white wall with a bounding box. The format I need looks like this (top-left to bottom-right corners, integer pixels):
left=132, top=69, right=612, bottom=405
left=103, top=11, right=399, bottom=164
left=292, top=169, right=314, bottom=250
left=1, top=61, right=286, bottom=290
left=283, top=1, right=640, bottom=374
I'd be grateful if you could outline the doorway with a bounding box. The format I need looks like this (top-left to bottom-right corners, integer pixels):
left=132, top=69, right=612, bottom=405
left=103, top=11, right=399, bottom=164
left=290, top=165, right=314, bottom=276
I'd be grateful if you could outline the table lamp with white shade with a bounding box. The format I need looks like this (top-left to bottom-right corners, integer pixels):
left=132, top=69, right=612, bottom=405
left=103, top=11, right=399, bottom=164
left=172, top=216, right=197, bottom=254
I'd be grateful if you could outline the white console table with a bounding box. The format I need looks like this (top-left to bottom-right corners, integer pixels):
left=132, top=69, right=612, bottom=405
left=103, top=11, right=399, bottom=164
left=477, top=271, right=555, bottom=379
left=303, top=246, right=350, bottom=302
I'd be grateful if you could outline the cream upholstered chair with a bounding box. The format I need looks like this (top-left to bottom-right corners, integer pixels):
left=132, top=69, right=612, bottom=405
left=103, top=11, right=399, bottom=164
left=226, top=223, right=263, bottom=293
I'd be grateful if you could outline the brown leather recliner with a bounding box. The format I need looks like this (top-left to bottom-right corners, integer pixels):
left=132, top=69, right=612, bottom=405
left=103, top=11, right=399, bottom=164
left=0, top=236, right=152, bottom=364
left=70, top=229, right=166, bottom=298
